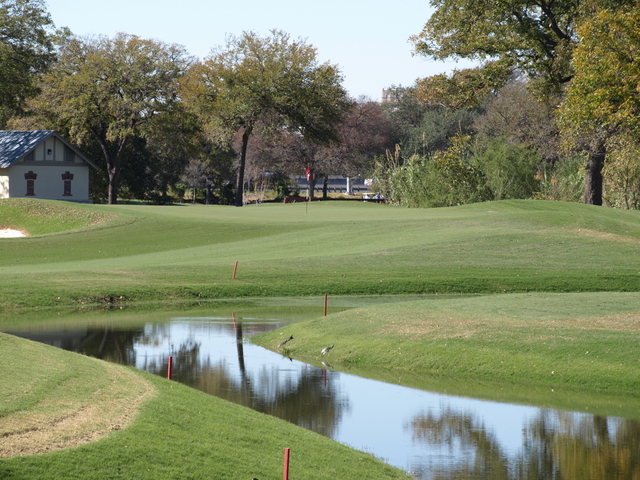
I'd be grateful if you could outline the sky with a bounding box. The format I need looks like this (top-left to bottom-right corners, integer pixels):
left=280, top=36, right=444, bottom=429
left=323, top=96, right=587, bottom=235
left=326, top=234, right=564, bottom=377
left=43, top=0, right=471, bottom=102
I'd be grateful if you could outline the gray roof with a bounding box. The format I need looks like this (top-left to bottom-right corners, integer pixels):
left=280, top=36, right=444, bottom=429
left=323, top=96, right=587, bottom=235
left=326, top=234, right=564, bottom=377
left=0, top=130, right=98, bottom=169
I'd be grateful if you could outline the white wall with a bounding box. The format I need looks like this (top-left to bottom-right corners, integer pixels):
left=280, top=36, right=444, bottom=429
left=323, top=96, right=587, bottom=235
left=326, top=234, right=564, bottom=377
left=7, top=164, right=91, bottom=202
left=0, top=171, right=8, bottom=199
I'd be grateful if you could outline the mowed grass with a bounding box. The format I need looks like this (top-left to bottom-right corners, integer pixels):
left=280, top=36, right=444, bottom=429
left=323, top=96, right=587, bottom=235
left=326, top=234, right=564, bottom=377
left=2, top=198, right=640, bottom=309
left=253, top=292, right=640, bottom=408
left=0, top=334, right=408, bottom=479
left=3, top=198, right=640, bottom=475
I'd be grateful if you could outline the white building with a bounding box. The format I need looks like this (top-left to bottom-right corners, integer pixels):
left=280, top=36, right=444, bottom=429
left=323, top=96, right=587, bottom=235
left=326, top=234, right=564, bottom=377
left=0, top=130, right=98, bottom=202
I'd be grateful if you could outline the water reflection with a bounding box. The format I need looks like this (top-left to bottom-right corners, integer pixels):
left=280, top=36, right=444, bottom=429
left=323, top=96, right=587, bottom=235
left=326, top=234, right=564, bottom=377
left=6, top=317, right=640, bottom=480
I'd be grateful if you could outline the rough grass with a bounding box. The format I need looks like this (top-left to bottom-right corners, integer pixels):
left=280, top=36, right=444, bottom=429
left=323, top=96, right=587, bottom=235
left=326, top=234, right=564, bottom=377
left=0, top=334, right=409, bottom=480
left=0, top=198, right=116, bottom=236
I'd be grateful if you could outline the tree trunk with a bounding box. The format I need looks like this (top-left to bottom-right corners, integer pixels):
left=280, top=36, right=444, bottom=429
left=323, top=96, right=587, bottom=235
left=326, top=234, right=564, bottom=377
left=205, top=183, right=212, bottom=205
left=322, top=175, right=329, bottom=199
left=583, top=146, right=606, bottom=206
left=95, top=131, right=126, bottom=205
left=235, top=126, right=252, bottom=207
left=108, top=169, right=120, bottom=205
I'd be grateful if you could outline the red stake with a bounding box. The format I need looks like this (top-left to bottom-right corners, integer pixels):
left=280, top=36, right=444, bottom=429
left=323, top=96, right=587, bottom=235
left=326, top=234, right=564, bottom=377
left=167, top=355, right=173, bottom=380
left=232, top=260, right=239, bottom=279
left=323, top=293, right=328, bottom=316
left=283, top=448, right=291, bottom=480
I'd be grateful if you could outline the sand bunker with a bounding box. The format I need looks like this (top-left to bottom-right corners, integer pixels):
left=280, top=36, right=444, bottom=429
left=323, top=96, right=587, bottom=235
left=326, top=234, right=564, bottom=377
left=0, top=228, right=26, bottom=238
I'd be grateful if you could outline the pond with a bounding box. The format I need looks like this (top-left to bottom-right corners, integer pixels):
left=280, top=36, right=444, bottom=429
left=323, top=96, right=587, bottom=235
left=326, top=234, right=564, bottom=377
left=4, top=306, right=640, bottom=479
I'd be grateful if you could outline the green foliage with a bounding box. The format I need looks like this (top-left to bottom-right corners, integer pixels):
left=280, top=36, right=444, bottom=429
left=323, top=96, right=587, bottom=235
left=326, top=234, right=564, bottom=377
left=0, top=0, right=54, bottom=126
left=414, top=60, right=513, bottom=110
left=474, top=139, right=540, bottom=200
left=534, top=156, right=586, bottom=202
left=603, top=135, right=640, bottom=209
left=381, top=87, right=480, bottom=158
left=375, top=136, right=493, bottom=208
left=375, top=153, right=432, bottom=208
left=411, top=0, right=578, bottom=94
left=270, top=173, right=298, bottom=200
left=426, top=135, right=492, bottom=207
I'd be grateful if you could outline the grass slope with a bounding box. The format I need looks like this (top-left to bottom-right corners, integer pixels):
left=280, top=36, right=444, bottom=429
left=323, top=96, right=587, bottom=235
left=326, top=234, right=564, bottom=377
left=2, top=199, right=640, bottom=309
left=0, top=334, right=408, bottom=479
left=253, top=292, right=640, bottom=406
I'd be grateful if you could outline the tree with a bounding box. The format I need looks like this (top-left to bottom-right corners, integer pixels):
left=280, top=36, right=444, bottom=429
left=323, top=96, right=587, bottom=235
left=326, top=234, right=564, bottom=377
left=381, top=86, right=479, bottom=159
left=0, top=0, right=55, bottom=126
left=474, top=77, right=560, bottom=165
left=409, top=0, right=635, bottom=205
left=558, top=3, right=640, bottom=205
left=34, top=33, right=192, bottom=204
left=195, top=30, right=351, bottom=206
left=411, top=0, right=579, bottom=94
left=332, top=99, right=393, bottom=175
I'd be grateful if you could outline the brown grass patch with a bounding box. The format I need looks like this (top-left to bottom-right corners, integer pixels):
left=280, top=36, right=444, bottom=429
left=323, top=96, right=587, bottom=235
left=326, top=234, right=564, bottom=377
left=573, top=228, right=640, bottom=244
left=380, top=311, right=640, bottom=340
left=557, top=312, right=640, bottom=331
left=0, top=363, right=155, bottom=458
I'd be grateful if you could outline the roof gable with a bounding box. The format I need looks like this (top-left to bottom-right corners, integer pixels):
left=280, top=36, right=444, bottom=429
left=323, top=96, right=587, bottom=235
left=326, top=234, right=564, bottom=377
left=0, top=130, right=54, bottom=168
left=0, top=130, right=98, bottom=170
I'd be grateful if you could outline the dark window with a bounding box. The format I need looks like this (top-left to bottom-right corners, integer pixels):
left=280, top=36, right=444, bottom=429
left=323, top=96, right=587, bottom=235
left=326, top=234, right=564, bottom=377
left=24, top=171, right=37, bottom=196
left=62, top=171, right=74, bottom=196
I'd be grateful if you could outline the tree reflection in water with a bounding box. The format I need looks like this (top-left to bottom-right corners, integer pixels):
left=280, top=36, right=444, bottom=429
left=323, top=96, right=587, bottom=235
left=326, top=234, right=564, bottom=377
left=408, top=407, right=640, bottom=479
left=62, top=321, right=345, bottom=438
left=184, top=321, right=345, bottom=438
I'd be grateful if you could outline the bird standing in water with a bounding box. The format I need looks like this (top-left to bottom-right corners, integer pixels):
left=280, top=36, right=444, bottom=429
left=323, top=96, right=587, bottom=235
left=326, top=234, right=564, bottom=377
left=321, top=345, right=334, bottom=355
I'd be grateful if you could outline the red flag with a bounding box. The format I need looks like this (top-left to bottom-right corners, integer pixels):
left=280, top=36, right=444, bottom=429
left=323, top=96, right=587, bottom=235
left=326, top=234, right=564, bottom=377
left=306, top=166, right=311, bottom=181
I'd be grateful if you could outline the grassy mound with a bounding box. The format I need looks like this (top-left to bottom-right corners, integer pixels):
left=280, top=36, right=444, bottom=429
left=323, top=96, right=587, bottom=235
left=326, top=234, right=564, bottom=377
left=2, top=199, right=640, bottom=309
left=253, top=292, right=640, bottom=414
left=0, top=333, right=154, bottom=458
left=0, top=334, right=408, bottom=479
left=0, top=198, right=116, bottom=236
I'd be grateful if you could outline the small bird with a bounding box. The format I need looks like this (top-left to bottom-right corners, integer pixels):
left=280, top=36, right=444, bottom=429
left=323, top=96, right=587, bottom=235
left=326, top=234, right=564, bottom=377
left=321, top=345, right=334, bottom=355
left=277, top=335, right=294, bottom=348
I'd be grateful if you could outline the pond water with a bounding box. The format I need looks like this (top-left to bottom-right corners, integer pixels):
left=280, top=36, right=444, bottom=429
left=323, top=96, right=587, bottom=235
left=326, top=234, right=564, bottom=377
left=5, top=310, right=640, bottom=479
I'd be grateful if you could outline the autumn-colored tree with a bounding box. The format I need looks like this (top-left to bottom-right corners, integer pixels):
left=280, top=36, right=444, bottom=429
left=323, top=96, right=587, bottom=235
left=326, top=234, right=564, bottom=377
left=558, top=3, right=640, bottom=205
left=315, top=99, right=392, bottom=196
left=33, top=33, right=192, bottom=204
left=191, top=30, right=351, bottom=206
